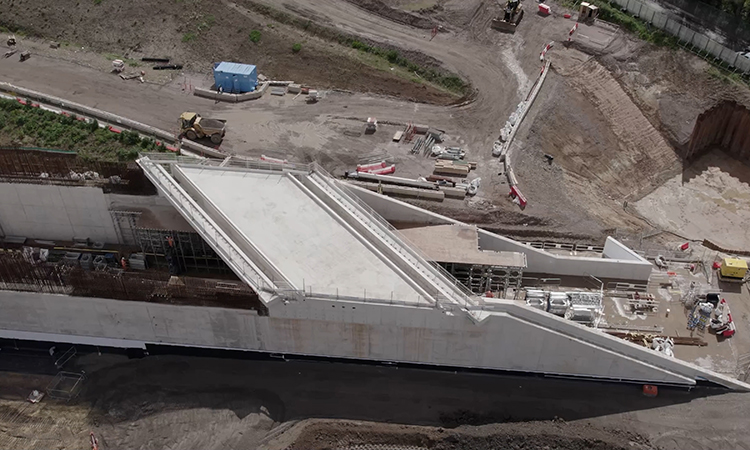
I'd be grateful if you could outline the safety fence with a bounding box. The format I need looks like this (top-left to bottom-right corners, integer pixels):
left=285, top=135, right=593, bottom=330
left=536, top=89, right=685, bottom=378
left=608, top=0, right=750, bottom=74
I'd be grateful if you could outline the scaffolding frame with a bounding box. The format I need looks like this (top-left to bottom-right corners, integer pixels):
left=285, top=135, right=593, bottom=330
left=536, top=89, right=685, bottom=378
left=46, top=371, right=85, bottom=401
left=441, top=262, right=523, bottom=295
left=135, top=227, right=230, bottom=274
left=111, top=210, right=141, bottom=245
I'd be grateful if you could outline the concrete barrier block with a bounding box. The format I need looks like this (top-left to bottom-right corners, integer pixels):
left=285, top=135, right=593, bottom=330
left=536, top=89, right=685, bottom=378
left=439, top=186, right=466, bottom=199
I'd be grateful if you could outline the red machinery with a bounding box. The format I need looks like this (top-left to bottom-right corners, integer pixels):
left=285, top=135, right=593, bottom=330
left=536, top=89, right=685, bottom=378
left=710, top=299, right=736, bottom=338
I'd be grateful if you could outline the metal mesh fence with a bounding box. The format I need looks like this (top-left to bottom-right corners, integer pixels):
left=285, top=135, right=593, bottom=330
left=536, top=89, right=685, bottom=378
left=657, top=0, right=750, bottom=47
left=607, top=0, right=750, bottom=73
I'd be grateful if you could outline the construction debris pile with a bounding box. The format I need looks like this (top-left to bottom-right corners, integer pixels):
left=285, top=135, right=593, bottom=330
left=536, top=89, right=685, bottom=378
left=343, top=120, right=484, bottom=201
left=606, top=331, right=706, bottom=350
left=684, top=288, right=737, bottom=338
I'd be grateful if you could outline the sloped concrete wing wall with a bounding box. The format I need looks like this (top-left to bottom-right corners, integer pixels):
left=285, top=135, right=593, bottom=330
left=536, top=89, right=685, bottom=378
left=346, top=184, right=653, bottom=281
left=0, top=291, right=746, bottom=389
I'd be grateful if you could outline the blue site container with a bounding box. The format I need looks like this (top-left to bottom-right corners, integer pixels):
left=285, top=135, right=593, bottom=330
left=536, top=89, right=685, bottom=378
left=212, top=62, right=258, bottom=93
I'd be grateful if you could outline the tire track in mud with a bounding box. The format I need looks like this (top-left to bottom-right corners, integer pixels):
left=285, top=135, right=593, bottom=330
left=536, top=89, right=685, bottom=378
left=247, top=0, right=520, bottom=139
left=564, top=59, right=682, bottom=201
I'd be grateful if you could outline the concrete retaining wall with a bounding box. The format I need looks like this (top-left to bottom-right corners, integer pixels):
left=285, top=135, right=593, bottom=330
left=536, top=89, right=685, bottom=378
left=0, top=183, right=118, bottom=243
left=0, top=290, right=746, bottom=389
left=194, top=82, right=269, bottom=103
left=345, top=184, right=654, bottom=281
left=478, top=230, right=653, bottom=280
left=346, top=184, right=453, bottom=225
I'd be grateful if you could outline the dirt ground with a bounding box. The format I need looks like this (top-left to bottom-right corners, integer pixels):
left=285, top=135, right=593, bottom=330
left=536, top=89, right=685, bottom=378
left=2, top=0, right=750, bottom=448
left=0, top=0, right=459, bottom=105
left=636, top=150, right=750, bottom=250
left=1, top=0, right=750, bottom=248
left=1, top=351, right=749, bottom=450
left=271, top=419, right=648, bottom=450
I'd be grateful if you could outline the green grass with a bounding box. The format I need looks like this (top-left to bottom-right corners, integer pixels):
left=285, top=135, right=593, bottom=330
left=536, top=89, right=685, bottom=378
left=354, top=51, right=424, bottom=85
left=561, top=0, right=750, bottom=87
left=241, top=1, right=469, bottom=96
left=249, top=29, right=262, bottom=43
left=562, top=0, right=677, bottom=48
left=104, top=53, right=139, bottom=67
left=292, top=42, right=302, bottom=53
left=197, top=15, right=215, bottom=33
left=182, top=32, right=197, bottom=43
left=349, top=40, right=466, bottom=94
left=0, top=98, right=165, bottom=161
left=93, top=0, right=103, bottom=5
left=706, top=64, right=747, bottom=85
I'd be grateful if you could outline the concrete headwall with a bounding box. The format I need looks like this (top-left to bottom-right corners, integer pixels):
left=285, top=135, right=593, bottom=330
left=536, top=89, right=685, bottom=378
left=0, top=290, right=746, bottom=389
left=194, top=82, right=269, bottom=103
left=0, top=183, right=118, bottom=243
left=345, top=184, right=654, bottom=281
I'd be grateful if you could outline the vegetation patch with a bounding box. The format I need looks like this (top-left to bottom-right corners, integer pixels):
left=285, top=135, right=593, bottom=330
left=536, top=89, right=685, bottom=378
left=350, top=40, right=465, bottom=93
left=238, top=0, right=469, bottom=95
left=563, top=0, right=677, bottom=47
left=563, top=0, right=749, bottom=86
left=0, top=98, right=165, bottom=161
left=249, top=29, right=262, bottom=43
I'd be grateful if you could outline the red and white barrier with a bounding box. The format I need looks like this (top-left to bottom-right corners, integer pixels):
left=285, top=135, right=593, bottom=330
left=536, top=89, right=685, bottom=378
left=568, top=22, right=579, bottom=42
left=540, top=41, right=554, bottom=62
left=356, top=161, right=386, bottom=172
left=509, top=185, right=527, bottom=208
left=368, top=164, right=396, bottom=175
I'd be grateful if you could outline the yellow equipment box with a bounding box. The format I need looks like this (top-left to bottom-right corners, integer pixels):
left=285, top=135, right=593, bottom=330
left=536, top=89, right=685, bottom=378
left=721, top=258, right=748, bottom=279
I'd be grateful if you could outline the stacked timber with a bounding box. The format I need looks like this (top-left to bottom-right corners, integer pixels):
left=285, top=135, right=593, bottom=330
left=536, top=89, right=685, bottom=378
left=434, top=160, right=476, bottom=176
left=606, top=331, right=707, bottom=347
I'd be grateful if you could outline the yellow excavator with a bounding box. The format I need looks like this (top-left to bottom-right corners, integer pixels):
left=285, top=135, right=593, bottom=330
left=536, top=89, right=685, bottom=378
left=491, top=0, right=524, bottom=33
left=179, top=112, right=226, bottom=144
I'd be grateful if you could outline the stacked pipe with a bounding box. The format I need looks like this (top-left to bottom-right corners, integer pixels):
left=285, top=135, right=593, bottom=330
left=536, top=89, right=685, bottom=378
left=356, top=160, right=395, bottom=175
left=422, top=135, right=435, bottom=157
left=411, top=137, right=424, bottom=154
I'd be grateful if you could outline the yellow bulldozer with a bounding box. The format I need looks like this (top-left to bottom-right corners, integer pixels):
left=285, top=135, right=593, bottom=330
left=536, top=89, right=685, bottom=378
left=491, top=0, right=524, bottom=33
left=179, top=112, right=226, bottom=144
